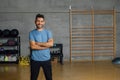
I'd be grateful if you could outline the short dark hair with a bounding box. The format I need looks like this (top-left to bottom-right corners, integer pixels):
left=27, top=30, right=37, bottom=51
left=35, top=14, right=45, bottom=20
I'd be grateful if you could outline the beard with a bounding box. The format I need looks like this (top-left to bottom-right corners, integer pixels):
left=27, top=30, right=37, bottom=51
left=36, top=24, right=44, bottom=29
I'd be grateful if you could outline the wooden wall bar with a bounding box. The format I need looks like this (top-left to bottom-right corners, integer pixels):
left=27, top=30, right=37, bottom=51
left=69, top=9, right=116, bottom=62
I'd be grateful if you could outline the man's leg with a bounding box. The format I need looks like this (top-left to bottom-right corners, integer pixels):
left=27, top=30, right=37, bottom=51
left=42, top=60, right=52, bottom=80
left=30, top=60, right=41, bottom=80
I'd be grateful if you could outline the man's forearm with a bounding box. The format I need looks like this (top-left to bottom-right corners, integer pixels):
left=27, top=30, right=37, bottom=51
left=35, top=42, right=53, bottom=48
left=30, top=44, right=48, bottom=50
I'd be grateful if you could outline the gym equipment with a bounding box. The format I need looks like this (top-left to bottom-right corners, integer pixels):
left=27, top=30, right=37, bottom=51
left=112, top=57, right=120, bottom=64
left=0, top=30, right=2, bottom=37
left=10, top=29, right=19, bottom=37
left=5, top=50, right=18, bottom=54
left=50, top=43, right=63, bottom=65
left=0, top=48, right=4, bottom=51
left=0, top=42, right=2, bottom=46
left=7, top=39, right=17, bottom=46
left=19, top=56, right=30, bottom=66
left=0, top=55, right=4, bottom=61
left=0, top=34, right=20, bottom=64
left=5, top=56, right=8, bottom=61
left=2, top=29, right=10, bottom=37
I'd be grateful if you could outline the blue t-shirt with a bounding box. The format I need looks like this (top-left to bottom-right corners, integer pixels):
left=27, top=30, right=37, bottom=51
left=29, top=29, right=53, bottom=61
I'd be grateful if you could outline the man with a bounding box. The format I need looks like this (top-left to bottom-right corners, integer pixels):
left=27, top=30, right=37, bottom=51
left=29, top=14, right=53, bottom=80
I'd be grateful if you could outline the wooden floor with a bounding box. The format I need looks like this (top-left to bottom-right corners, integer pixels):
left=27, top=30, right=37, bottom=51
left=0, top=61, right=120, bottom=80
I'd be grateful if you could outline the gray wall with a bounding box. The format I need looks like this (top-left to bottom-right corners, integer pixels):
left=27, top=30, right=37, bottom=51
left=0, top=0, right=120, bottom=61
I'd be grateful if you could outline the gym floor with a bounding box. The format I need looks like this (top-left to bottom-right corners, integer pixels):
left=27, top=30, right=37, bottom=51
left=0, top=61, right=120, bottom=80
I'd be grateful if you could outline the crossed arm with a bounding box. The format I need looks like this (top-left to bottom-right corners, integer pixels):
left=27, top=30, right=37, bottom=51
left=30, top=38, right=54, bottom=50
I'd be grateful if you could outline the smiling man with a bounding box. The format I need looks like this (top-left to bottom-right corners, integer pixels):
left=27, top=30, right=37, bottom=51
left=29, top=14, right=54, bottom=80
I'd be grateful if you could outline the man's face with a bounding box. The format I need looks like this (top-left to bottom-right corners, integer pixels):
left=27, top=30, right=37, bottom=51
left=35, top=17, right=45, bottom=29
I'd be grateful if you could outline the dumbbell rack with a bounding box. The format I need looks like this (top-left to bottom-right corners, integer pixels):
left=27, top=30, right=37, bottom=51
left=0, top=36, right=20, bottom=64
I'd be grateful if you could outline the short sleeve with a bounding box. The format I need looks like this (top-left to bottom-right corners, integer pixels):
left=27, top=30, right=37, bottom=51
left=47, top=30, right=53, bottom=39
left=29, top=32, right=35, bottom=41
